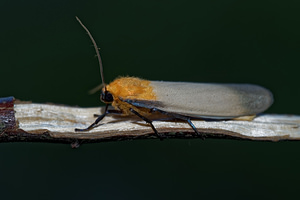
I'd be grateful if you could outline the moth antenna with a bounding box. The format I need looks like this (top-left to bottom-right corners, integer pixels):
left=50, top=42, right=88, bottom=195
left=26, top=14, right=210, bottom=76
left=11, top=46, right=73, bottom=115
left=88, top=83, right=104, bottom=95
left=76, top=16, right=106, bottom=89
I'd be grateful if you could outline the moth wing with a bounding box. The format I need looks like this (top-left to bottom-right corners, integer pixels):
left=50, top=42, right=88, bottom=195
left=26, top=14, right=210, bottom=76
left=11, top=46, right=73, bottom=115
left=147, top=81, right=273, bottom=118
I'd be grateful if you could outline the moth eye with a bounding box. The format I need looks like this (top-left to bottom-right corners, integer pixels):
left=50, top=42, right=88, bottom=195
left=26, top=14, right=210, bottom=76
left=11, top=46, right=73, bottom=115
left=105, top=92, right=113, bottom=102
left=101, top=91, right=114, bottom=103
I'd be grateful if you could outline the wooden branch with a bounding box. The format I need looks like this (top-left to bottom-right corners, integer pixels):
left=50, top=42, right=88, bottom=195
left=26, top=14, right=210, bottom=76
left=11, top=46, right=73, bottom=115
left=1, top=96, right=299, bottom=147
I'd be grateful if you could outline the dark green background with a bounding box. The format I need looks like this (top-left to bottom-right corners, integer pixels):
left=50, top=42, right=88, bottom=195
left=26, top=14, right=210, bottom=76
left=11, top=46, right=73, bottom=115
left=1, top=0, right=300, bottom=199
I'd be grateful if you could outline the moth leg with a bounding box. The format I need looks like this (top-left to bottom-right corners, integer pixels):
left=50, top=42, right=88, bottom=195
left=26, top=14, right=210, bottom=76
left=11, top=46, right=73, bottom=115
left=186, top=118, right=205, bottom=139
left=75, top=104, right=110, bottom=132
left=129, top=108, right=165, bottom=140
left=94, top=109, right=122, bottom=117
left=151, top=108, right=205, bottom=139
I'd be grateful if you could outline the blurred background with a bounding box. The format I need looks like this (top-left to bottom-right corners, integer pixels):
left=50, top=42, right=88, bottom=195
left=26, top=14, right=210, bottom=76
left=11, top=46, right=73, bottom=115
left=1, top=0, right=300, bottom=199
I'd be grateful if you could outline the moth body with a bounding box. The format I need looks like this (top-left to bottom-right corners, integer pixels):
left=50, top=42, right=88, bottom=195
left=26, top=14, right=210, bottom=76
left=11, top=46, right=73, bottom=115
left=104, top=77, right=273, bottom=119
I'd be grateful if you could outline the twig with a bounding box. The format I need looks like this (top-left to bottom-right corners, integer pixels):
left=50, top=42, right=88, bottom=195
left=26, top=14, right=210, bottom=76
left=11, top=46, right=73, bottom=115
left=0, top=96, right=299, bottom=147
